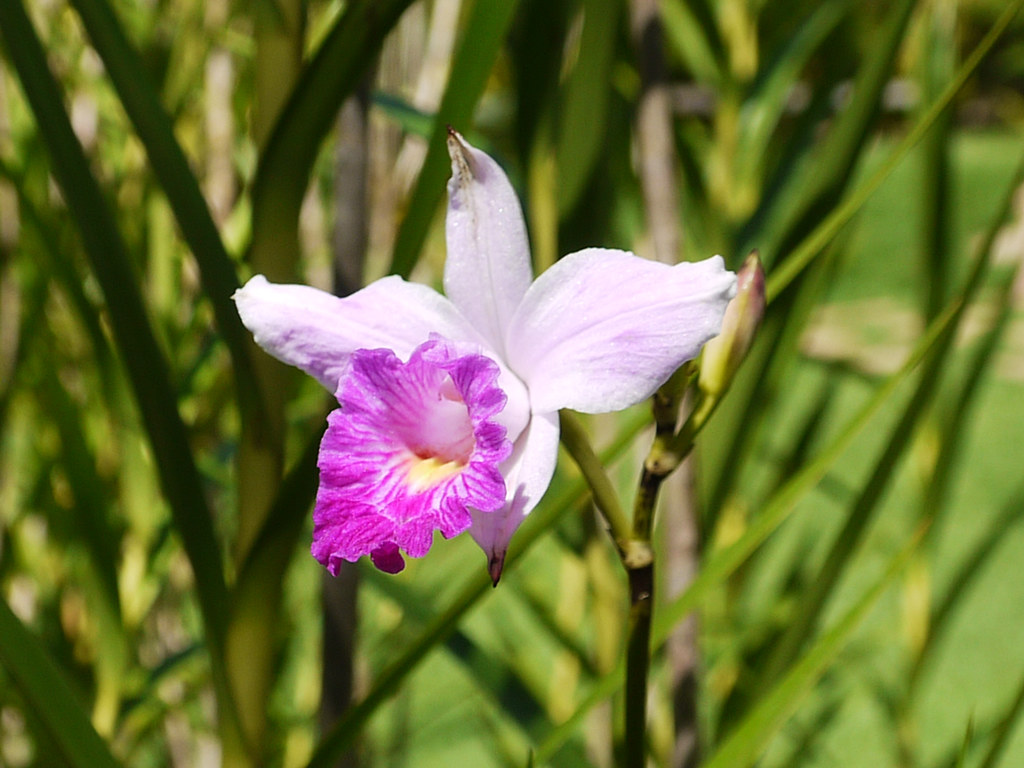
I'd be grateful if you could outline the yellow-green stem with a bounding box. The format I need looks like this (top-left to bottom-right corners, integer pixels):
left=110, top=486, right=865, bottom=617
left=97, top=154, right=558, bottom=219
left=225, top=1, right=304, bottom=764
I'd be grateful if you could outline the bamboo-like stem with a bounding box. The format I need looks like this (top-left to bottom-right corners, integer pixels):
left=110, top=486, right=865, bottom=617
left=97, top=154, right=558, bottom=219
left=622, top=375, right=680, bottom=767
left=224, top=2, right=305, bottom=765
left=627, top=0, right=702, bottom=760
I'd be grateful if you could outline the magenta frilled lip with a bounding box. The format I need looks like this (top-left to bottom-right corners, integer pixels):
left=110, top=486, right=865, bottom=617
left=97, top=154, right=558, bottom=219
left=234, top=130, right=737, bottom=581
left=312, top=338, right=511, bottom=575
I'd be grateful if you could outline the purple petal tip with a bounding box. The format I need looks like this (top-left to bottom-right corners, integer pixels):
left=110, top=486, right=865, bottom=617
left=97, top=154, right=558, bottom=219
left=488, top=551, right=506, bottom=587
left=371, top=543, right=405, bottom=574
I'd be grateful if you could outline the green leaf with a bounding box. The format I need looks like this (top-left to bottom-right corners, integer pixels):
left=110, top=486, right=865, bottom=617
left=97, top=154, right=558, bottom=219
left=734, top=0, right=852, bottom=192
left=977, top=666, right=1024, bottom=768
left=535, top=292, right=959, bottom=763
left=918, top=0, right=958, bottom=319
left=556, top=0, right=620, bottom=215
left=388, top=0, right=522, bottom=278
left=757, top=144, right=1024, bottom=690
left=765, top=0, right=1024, bottom=302
left=660, top=0, right=726, bottom=85
left=252, top=0, right=416, bottom=242
left=67, top=0, right=260, bottom=412
left=700, top=527, right=924, bottom=768
left=0, top=0, right=231, bottom=689
left=0, top=599, right=122, bottom=768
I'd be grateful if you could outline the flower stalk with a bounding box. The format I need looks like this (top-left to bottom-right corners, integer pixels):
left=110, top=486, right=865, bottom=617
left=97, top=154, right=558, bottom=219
left=621, top=253, right=763, bottom=765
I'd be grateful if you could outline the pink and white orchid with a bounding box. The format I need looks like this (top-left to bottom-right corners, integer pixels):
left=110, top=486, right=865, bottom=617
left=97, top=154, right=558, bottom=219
left=234, top=129, right=736, bottom=583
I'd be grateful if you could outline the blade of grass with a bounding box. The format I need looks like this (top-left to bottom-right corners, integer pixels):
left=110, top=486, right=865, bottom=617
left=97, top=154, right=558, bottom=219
left=975, top=667, right=1024, bottom=768
left=705, top=242, right=841, bottom=525
left=754, top=0, right=917, bottom=265
left=765, top=0, right=1024, bottom=302
left=700, top=526, right=925, bottom=768
left=660, top=0, right=726, bottom=85
left=306, top=408, right=648, bottom=768
left=365, top=569, right=556, bottom=740
left=388, top=0, right=522, bottom=278
left=0, top=0, right=235, bottom=717
left=67, top=0, right=260, bottom=410
left=556, top=0, right=620, bottom=216
left=757, top=144, right=1024, bottom=690
left=39, top=356, right=129, bottom=732
left=252, top=0, right=415, bottom=251
left=918, top=0, right=957, bottom=320
left=0, top=598, right=122, bottom=768
left=734, top=0, right=852, bottom=191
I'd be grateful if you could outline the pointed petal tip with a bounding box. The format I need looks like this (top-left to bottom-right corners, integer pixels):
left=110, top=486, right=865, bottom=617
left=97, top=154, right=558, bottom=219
left=446, top=128, right=471, bottom=177
left=488, top=550, right=506, bottom=587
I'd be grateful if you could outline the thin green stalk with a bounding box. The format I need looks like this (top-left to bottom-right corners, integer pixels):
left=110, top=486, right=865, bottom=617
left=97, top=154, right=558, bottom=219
left=759, top=144, right=1024, bottom=691
left=0, top=600, right=121, bottom=768
left=559, top=412, right=633, bottom=553
left=223, top=2, right=305, bottom=762
left=535, top=297, right=960, bottom=764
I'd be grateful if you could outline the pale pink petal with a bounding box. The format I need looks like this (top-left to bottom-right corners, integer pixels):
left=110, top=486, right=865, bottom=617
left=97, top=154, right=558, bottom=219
left=234, top=274, right=484, bottom=392
left=444, top=129, right=534, bottom=353
left=505, top=251, right=736, bottom=414
left=469, top=410, right=560, bottom=584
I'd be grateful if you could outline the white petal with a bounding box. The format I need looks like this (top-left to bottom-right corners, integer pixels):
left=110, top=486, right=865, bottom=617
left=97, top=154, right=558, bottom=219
left=444, top=130, right=534, bottom=353
left=506, top=251, right=736, bottom=414
left=234, top=274, right=483, bottom=391
left=235, top=275, right=532, bottom=441
left=469, top=410, right=560, bottom=583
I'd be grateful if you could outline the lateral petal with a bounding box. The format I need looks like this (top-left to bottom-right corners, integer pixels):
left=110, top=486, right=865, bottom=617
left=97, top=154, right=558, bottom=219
left=233, top=274, right=483, bottom=392
left=469, top=410, right=560, bottom=585
left=506, top=251, right=736, bottom=414
left=444, top=130, right=534, bottom=353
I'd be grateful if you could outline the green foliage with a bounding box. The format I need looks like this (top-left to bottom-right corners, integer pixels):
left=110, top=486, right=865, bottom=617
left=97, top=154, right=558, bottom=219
left=1, top=0, right=1023, bottom=766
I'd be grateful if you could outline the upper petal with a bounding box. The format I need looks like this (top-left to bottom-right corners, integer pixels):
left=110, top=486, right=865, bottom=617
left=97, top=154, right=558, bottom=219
left=469, top=409, right=560, bottom=584
left=444, top=129, right=534, bottom=353
left=505, top=250, right=736, bottom=414
left=233, top=274, right=485, bottom=392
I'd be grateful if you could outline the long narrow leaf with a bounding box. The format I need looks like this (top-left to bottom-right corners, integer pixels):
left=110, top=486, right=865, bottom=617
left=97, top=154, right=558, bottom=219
left=758, top=144, right=1024, bottom=688
left=556, top=0, right=620, bottom=215
left=700, top=527, right=924, bottom=768
left=252, top=0, right=415, bottom=242
left=67, top=0, right=260, bottom=412
left=0, top=0, right=231, bottom=687
left=756, top=0, right=917, bottom=264
left=535, top=294, right=959, bottom=763
left=0, top=599, right=122, bottom=768
left=765, top=0, right=1024, bottom=301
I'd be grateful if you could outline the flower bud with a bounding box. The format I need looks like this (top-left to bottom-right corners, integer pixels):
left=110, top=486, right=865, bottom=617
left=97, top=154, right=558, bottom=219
left=698, top=251, right=765, bottom=398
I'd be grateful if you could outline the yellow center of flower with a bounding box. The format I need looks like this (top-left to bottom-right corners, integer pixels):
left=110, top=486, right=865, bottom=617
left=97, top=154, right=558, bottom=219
left=403, top=455, right=466, bottom=493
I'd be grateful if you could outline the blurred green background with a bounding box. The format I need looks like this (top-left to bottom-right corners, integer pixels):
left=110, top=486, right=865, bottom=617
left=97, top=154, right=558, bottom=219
left=0, top=0, right=1023, bottom=766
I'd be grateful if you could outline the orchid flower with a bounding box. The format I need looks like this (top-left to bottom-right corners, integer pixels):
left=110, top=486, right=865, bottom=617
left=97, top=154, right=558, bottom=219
left=234, top=129, right=736, bottom=583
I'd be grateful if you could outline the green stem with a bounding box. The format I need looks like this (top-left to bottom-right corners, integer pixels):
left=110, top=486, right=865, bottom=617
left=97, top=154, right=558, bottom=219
left=624, top=464, right=659, bottom=768
left=624, top=555, right=654, bottom=768
left=559, top=412, right=635, bottom=555
left=622, top=371, right=688, bottom=765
